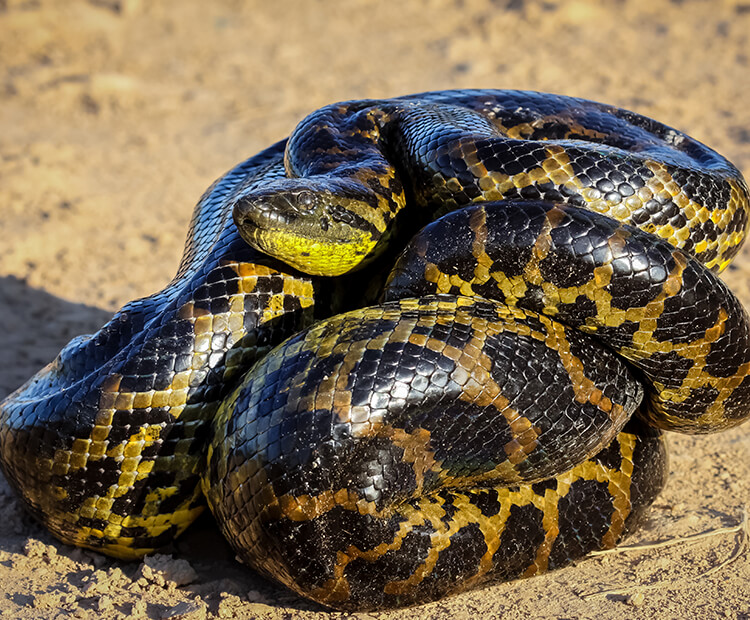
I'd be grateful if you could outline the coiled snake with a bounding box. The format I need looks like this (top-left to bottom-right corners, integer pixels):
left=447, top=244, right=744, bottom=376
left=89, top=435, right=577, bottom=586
left=1, top=90, right=749, bottom=611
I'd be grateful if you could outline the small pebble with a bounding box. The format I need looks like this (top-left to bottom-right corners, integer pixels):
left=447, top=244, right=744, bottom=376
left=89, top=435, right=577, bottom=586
left=160, top=599, right=207, bottom=620
left=98, top=595, right=114, bottom=612
left=140, top=554, right=198, bottom=587
left=626, top=591, right=646, bottom=606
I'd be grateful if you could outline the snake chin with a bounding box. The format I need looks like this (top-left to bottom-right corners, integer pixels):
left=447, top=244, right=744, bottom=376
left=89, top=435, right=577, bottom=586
left=233, top=209, right=375, bottom=278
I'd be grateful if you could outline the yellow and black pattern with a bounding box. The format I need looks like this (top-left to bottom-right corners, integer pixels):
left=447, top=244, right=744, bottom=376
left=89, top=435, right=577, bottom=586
left=206, top=200, right=750, bottom=608
left=235, top=89, right=749, bottom=275
left=222, top=90, right=750, bottom=609
left=203, top=296, right=667, bottom=609
left=0, top=90, right=749, bottom=610
left=385, top=201, right=750, bottom=432
left=0, top=141, right=323, bottom=558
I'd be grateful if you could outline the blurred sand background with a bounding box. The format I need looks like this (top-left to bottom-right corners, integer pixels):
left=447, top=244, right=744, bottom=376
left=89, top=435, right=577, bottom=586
left=1, top=0, right=749, bottom=618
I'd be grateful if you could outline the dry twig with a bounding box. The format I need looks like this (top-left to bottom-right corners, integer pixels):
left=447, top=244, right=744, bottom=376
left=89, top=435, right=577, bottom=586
left=581, top=506, right=749, bottom=600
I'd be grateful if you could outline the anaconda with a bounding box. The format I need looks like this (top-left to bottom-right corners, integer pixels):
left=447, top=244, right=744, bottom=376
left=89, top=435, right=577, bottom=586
left=1, top=90, right=749, bottom=611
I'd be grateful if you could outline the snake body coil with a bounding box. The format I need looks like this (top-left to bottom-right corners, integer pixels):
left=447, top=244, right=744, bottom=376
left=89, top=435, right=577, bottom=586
left=1, top=90, right=749, bottom=610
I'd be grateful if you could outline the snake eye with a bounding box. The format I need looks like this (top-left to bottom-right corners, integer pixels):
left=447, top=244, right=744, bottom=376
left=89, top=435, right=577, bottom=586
left=297, top=191, right=315, bottom=210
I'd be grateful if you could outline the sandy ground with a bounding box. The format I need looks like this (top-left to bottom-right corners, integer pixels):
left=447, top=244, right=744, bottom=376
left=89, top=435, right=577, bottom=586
left=1, top=0, right=750, bottom=618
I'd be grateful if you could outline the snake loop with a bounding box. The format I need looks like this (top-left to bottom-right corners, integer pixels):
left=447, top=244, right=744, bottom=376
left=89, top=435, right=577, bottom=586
left=1, top=90, right=749, bottom=610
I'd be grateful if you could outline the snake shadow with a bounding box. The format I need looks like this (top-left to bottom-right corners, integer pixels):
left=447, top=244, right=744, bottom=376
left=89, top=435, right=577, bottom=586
left=0, top=275, right=114, bottom=554
left=0, top=275, right=322, bottom=613
left=0, top=275, right=113, bottom=401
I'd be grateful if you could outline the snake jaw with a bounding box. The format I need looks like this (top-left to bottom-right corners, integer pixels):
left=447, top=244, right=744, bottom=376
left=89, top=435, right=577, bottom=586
left=232, top=181, right=381, bottom=276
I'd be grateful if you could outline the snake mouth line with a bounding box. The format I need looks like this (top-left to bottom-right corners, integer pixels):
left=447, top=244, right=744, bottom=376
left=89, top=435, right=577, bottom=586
left=233, top=194, right=295, bottom=229
left=233, top=206, right=354, bottom=249
left=232, top=193, right=378, bottom=251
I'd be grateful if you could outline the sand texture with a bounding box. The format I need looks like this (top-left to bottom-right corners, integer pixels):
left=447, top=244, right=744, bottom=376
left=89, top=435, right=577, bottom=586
left=1, top=1, right=749, bottom=618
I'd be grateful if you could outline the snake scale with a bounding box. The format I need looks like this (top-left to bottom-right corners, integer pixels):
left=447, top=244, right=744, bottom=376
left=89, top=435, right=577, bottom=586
left=2, top=90, right=750, bottom=611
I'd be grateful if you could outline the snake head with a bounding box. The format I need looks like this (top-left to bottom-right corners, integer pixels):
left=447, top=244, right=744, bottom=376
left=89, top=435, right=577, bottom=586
left=233, top=178, right=390, bottom=276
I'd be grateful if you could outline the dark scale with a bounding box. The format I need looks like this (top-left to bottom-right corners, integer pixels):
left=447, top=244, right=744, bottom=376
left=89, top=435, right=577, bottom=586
left=531, top=477, right=560, bottom=495
left=491, top=502, right=547, bottom=580
left=570, top=144, right=655, bottom=189
left=518, top=184, right=545, bottom=201
left=558, top=182, right=587, bottom=205
left=639, top=350, right=696, bottom=389
left=589, top=429, right=626, bottom=471
left=468, top=488, right=504, bottom=517
left=547, top=478, right=614, bottom=568
left=344, top=526, right=435, bottom=605
left=721, top=375, right=750, bottom=420
left=53, top=452, right=136, bottom=511
left=418, top=521, right=488, bottom=591
left=257, top=507, right=394, bottom=591
left=672, top=166, right=733, bottom=215
left=649, top=199, right=681, bottom=228
left=111, top=469, right=196, bottom=516
left=554, top=296, right=599, bottom=327
left=539, top=245, right=597, bottom=289
left=105, top=407, right=172, bottom=444
left=652, top=264, right=723, bottom=344
left=683, top=387, right=722, bottom=417
left=607, top=244, right=676, bottom=311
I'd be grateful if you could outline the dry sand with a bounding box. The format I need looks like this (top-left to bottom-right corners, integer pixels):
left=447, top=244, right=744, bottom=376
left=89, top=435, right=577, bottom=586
left=1, top=0, right=749, bottom=618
